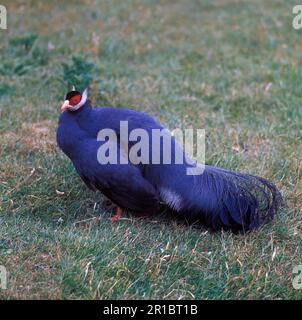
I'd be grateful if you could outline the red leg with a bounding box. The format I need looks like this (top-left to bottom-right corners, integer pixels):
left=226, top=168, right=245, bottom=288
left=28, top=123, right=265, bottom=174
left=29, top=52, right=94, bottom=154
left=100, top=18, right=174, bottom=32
left=111, top=207, right=124, bottom=221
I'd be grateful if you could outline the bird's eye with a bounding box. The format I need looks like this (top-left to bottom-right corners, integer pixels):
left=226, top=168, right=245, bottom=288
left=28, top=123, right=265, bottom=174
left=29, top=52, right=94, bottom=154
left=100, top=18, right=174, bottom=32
left=69, top=94, right=81, bottom=106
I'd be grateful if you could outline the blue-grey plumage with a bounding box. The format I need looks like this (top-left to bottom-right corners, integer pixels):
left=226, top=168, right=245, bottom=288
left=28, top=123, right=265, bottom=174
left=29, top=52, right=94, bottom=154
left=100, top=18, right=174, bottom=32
left=57, top=89, right=282, bottom=233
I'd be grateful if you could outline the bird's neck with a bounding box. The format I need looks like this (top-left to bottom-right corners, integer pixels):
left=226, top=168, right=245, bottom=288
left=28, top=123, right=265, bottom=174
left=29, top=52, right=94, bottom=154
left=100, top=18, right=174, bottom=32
left=71, top=100, right=92, bottom=114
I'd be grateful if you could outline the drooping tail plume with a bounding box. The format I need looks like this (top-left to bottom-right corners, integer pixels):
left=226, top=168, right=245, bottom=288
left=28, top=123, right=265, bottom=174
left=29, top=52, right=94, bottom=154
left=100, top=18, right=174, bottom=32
left=179, top=165, right=283, bottom=232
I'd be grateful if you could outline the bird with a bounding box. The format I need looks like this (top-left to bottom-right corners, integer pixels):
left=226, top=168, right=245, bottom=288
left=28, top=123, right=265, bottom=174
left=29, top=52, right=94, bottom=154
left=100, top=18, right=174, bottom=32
left=57, top=87, right=282, bottom=233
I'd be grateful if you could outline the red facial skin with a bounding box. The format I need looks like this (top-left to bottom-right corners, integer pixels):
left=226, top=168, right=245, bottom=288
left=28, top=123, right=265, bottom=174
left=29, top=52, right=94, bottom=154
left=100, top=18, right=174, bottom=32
left=69, top=94, right=81, bottom=106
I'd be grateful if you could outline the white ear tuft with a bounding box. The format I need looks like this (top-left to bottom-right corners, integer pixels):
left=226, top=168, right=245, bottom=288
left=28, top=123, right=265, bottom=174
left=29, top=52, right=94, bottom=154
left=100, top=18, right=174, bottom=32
left=82, top=88, right=88, bottom=99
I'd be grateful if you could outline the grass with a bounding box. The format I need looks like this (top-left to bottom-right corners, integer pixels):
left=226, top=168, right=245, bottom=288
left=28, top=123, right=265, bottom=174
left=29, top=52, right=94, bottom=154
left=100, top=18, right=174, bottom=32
left=0, top=0, right=301, bottom=299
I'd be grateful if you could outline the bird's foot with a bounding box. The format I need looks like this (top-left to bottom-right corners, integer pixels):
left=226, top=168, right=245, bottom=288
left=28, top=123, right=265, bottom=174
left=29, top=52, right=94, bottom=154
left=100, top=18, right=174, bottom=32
left=111, top=207, right=123, bottom=221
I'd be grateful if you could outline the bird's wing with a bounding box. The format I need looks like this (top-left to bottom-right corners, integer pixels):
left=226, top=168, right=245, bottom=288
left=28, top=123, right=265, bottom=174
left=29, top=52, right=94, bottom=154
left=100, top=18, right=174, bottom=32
left=73, top=140, right=160, bottom=214
left=95, top=165, right=160, bottom=214
left=62, top=120, right=160, bottom=215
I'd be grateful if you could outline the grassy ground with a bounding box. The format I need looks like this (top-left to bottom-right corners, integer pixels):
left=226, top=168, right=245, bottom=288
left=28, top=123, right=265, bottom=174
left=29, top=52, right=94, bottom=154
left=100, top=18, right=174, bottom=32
left=0, top=0, right=301, bottom=299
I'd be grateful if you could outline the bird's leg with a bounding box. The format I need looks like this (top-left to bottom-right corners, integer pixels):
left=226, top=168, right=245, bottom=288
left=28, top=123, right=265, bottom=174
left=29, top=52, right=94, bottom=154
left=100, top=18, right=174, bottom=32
left=111, top=207, right=124, bottom=221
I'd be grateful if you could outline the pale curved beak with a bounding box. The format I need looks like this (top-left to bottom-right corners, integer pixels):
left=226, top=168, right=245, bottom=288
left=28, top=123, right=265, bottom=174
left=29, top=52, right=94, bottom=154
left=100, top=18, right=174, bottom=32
left=61, top=100, right=70, bottom=112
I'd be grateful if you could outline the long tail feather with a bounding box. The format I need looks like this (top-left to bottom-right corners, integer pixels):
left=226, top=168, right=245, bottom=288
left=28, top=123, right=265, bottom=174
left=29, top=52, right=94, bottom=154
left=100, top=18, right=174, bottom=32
left=181, top=165, right=283, bottom=232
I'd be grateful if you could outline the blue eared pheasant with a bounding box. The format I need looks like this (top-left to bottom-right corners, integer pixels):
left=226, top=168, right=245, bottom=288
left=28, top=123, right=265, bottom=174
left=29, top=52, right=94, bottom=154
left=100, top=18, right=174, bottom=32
left=56, top=88, right=282, bottom=232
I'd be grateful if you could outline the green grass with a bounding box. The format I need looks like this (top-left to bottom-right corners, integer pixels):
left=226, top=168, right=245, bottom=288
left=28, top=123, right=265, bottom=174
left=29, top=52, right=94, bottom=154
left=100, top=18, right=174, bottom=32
left=0, top=0, right=301, bottom=299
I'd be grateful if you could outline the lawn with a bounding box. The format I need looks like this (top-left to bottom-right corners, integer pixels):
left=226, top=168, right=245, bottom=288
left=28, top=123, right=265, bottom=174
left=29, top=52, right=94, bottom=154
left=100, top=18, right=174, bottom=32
left=0, top=0, right=301, bottom=299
